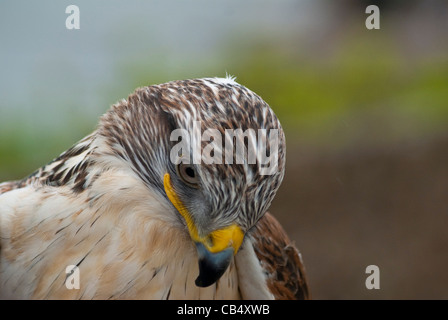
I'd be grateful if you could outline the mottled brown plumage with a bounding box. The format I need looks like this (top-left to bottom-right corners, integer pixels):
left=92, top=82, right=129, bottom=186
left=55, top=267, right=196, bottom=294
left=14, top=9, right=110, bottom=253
left=251, top=212, right=310, bottom=300
left=0, top=77, right=308, bottom=300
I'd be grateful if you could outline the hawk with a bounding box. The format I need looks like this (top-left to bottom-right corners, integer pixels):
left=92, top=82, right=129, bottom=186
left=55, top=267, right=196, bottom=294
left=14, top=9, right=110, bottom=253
left=0, top=77, right=309, bottom=299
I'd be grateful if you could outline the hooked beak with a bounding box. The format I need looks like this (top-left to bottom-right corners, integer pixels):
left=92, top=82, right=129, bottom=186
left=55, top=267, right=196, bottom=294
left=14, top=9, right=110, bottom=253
left=194, top=242, right=233, bottom=287
left=163, top=173, right=244, bottom=287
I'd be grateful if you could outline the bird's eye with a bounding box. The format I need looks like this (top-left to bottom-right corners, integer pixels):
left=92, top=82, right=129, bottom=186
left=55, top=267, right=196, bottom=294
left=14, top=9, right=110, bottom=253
left=177, top=164, right=200, bottom=188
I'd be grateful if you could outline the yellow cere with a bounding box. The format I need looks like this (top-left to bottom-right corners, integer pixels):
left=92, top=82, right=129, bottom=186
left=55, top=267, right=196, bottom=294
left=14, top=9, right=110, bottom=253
left=163, top=173, right=244, bottom=254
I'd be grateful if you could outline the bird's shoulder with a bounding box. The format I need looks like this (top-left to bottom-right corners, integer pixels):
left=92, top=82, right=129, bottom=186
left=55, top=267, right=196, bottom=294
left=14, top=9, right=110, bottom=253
left=0, top=133, right=97, bottom=199
left=0, top=180, right=23, bottom=195
left=250, top=212, right=310, bottom=300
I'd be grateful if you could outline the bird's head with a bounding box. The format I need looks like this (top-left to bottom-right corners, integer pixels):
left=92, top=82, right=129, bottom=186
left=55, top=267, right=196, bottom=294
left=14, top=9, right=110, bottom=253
left=99, top=77, right=286, bottom=287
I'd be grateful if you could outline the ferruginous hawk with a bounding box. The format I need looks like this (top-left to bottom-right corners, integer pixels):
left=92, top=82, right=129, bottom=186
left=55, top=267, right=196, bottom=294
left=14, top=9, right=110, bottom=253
left=0, top=77, right=309, bottom=299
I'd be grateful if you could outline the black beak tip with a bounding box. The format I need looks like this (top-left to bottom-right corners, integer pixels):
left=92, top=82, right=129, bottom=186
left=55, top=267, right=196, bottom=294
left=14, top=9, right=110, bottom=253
left=195, top=274, right=218, bottom=288
left=195, top=243, right=233, bottom=288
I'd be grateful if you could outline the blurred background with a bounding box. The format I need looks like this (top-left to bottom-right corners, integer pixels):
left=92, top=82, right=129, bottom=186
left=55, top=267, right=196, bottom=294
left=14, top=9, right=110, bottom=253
left=1, top=0, right=447, bottom=299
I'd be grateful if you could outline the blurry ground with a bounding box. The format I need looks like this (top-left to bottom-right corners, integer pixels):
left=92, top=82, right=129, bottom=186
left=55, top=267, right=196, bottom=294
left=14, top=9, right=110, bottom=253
left=270, top=132, right=448, bottom=299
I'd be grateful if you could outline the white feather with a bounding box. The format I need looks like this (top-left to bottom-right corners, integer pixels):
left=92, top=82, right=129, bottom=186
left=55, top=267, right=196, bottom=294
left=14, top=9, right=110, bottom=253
left=235, top=238, right=274, bottom=300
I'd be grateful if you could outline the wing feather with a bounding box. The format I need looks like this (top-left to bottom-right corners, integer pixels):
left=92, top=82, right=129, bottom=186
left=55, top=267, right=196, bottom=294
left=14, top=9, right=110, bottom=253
left=250, top=212, right=310, bottom=300
left=0, top=180, right=23, bottom=194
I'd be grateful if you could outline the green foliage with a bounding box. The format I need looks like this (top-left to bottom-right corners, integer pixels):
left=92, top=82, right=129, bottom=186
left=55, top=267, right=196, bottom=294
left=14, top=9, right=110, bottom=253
left=1, top=30, right=447, bottom=181
left=230, top=35, right=448, bottom=147
left=0, top=113, right=95, bottom=181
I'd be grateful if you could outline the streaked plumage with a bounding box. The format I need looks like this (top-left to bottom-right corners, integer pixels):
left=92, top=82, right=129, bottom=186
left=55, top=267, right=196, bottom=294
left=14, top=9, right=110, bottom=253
left=0, top=77, right=309, bottom=299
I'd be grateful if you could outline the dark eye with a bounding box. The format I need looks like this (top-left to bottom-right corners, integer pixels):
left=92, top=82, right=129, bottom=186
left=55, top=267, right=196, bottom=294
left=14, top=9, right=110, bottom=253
left=177, top=164, right=199, bottom=188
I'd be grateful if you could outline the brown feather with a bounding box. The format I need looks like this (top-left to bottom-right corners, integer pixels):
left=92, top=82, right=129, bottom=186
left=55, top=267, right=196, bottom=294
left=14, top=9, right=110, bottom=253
left=251, top=212, right=310, bottom=300
left=0, top=181, right=22, bottom=194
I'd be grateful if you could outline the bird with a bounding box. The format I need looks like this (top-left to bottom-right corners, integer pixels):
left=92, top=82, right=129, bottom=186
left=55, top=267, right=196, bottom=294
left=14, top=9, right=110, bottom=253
left=0, top=76, right=309, bottom=300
